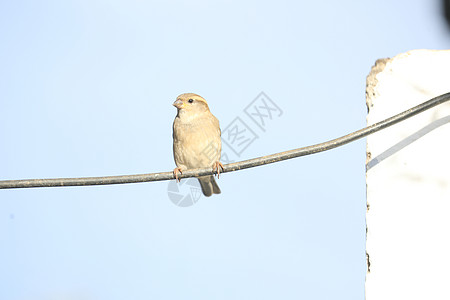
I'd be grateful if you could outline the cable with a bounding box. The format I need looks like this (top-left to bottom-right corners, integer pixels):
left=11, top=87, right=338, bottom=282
left=1, top=92, right=449, bottom=189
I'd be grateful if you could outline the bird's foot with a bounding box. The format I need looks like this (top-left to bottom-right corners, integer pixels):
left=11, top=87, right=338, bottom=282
left=213, top=161, right=224, bottom=178
left=173, top=167, right=183, bottom=182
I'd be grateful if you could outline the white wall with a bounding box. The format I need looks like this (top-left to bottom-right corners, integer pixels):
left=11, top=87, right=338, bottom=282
left=366, top=50, right=450, bottom=300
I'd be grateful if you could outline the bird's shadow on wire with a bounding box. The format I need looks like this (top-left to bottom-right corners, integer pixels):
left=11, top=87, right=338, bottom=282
left=366, top=115, right=450, bottom=171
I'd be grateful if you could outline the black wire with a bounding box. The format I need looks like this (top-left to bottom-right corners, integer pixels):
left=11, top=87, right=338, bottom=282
left=1, top=92, right=449, bottom=189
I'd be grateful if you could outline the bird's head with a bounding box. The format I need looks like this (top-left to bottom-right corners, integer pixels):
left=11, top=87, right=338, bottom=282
left=173, top=93, right=210, bottom=114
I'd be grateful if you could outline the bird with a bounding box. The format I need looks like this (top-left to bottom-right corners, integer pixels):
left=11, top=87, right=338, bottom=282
left=172, top=93, right=223, bottom=197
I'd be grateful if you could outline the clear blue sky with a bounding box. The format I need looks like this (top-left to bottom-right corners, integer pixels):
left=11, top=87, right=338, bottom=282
left=1, top=1, right=449, bottom=299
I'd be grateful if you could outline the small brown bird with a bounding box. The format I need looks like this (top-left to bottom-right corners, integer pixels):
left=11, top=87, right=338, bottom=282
left=172, top=93, right=223, bottom=197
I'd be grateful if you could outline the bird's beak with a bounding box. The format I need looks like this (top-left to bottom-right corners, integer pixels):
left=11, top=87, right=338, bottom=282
left=173, top=99, right=184, bottom=109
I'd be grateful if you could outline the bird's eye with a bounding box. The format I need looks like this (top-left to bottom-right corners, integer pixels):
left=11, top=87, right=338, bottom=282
left=188, top=99, right=194, bottom=103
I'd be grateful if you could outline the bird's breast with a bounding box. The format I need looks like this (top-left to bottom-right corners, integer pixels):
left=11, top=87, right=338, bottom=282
left=173, top=115, right=221, bottom=169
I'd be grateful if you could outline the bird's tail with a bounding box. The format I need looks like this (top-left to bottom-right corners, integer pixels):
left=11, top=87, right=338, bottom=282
left=198, top=176, right=221, bottom=197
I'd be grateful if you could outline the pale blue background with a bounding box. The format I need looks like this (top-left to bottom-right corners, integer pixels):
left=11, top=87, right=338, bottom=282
left=1, top=0, right=449, bottom=299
